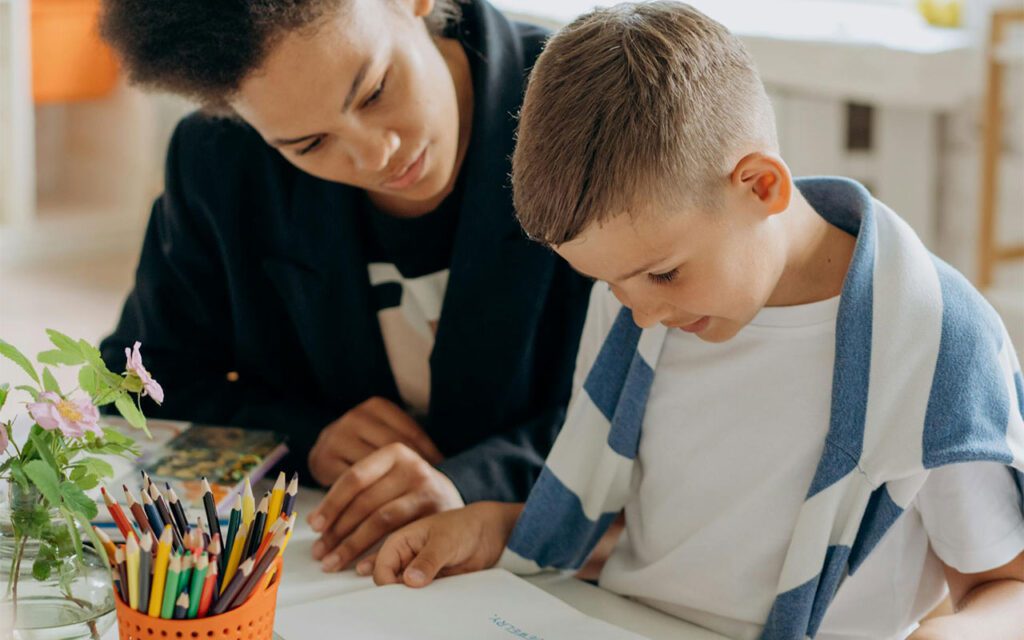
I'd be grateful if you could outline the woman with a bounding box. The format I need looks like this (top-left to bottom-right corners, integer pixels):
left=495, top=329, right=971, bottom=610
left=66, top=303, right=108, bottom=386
left=98, top=0, right=589, bottom=572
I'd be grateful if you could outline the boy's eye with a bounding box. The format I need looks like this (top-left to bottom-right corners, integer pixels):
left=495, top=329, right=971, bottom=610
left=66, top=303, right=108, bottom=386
left=647, top=268, right=678, bottom=284
left=297, top=136, right=324, bottom=156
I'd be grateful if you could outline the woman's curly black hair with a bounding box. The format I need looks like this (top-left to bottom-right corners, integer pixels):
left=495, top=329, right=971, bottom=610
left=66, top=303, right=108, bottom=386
left=99, top=0, right=461, bottom=113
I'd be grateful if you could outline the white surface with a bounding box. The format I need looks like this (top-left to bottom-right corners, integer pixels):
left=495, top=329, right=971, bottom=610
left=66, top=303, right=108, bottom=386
left=275, top=489, right=727, bottom=639
left=98, top=487, right=725, bottom=639
left=276, top=569, right=650, bottom=640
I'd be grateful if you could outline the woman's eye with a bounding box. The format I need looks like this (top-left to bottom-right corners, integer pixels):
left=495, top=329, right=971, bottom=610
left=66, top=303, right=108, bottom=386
left=297, top=136, right=324, bottom=156
left=647, top=268, right=678, bottom=284
left=364, top=73, right=387, bottom=107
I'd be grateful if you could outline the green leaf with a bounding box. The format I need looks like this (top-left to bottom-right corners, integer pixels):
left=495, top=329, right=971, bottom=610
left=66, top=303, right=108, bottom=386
left=37, top=349, right=84, bottom=366
left=78, top=367, right=99, bottom=396
left=10, top=462, right=29, bottom=489
left=76, top=457, right=114, bottom=479
left=91, top=386, right=120, bottom=408
left=114, top=394, right=146, bottom=431
left=32, top=544, right=56, bottom=581
left=0, top=339, right=40, bottom=384
left=0, top=383, right=8, bottom=412
left=46, top=330, right=83, bottom=356
left=23, top=460, right=61, bottom=507
left=78, top=341, right=115, bottom=378
left=41, top=368, right=61, bottom=395
left=11, top=504, right=48, bottom=539
left=72, top=473, right=99, bottom=491
left=15, top=385, right=40, bottom=401
left=28, top=429, right=59, bottom=473
left=59, top=481, right=97, bottom=519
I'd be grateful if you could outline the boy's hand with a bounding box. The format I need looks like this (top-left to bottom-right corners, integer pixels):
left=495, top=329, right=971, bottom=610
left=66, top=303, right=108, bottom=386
left=307, top=442, right=464, bottom=571
left=363, top=502, right=524, bottom=588
left=308, top=396, right=444, bottom=487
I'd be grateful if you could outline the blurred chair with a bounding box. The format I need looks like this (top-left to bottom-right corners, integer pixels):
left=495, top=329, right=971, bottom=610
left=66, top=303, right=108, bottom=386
left=977, top=7, right=1024, bottom=290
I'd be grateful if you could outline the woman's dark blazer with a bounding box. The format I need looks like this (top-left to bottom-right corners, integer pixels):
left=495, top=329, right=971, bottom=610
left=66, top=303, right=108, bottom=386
left=100, top=0, right=591, bottom=502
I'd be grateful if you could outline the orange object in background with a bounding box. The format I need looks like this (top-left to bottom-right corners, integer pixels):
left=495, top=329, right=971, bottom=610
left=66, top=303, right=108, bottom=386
left=31, top=0, right=119, bottom=104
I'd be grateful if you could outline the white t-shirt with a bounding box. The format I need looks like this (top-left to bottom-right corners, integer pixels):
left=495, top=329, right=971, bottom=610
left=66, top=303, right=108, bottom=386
left=598, top=294, right=1024, bottom=640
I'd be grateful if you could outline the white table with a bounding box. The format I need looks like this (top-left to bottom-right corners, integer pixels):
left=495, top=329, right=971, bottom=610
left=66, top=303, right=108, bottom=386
left=95, top=486, right=725, bottom=639
left=274, top=489, right=727, bottom=639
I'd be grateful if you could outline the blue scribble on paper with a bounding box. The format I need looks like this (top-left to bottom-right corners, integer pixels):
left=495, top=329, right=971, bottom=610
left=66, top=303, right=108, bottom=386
left=490, top=613, right=545, bottom=640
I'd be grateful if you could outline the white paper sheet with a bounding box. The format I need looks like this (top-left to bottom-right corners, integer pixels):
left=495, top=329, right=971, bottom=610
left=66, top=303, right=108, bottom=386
left=274, top=569, right=650, bottom=640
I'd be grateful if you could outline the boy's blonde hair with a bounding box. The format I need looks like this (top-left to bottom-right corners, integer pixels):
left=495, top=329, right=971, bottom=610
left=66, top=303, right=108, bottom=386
left=513, top=1, right=778, bottom=245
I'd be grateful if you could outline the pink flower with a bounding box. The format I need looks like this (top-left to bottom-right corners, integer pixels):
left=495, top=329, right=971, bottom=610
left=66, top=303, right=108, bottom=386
left=125, top=342, right=164, bottom=404
left=27, top=391, right=101, bottom=438
left=0, top=425, right=8, bottom=453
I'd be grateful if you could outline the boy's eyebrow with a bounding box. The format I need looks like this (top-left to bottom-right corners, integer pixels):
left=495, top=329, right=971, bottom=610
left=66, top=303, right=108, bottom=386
left=269, top=59, right=371, bottom=146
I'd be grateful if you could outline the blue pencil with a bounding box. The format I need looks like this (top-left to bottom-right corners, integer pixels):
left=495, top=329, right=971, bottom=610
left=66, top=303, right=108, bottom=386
left=141, top=490, right=165, bottom=539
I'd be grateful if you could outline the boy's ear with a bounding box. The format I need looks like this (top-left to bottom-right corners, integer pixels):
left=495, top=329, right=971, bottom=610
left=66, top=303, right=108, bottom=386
left=730, top=152, right=792, bottom=217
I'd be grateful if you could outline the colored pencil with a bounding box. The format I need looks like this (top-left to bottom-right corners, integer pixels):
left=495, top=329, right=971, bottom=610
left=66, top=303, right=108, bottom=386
left=137, top=532, right=153, bottom=614
left=196, top=559, right=218, bottom=617
left=177, top=552, right=194, bottom=600
left=243, top=495, right=268, bottom=560
left=172, top=592, right=189, bottom=620
left=101, top=486, right=135, bottom=540
left=265, top=472, right=286, bottom=538
left=166, top=484, right=190, bottom=535
left=231, top=528, right=285, bottom=610
left=148, top=528, right=173, bottom=617
left=115, top=547, right=129, bottom=602
left=187, top=554, right=209, bottom=618
left=149, top=483, right=180, bottom=545
left=241, top=477, right=255, bottom=527
left=201, top=478, right=223, bottom=554
left=281, top=473, right=299, bottom=518
left=221, top=498, right=241, bottom=590
left=211, top=558, right=252, bottom=616
left=221, top=527, right=247, bottom=595
left=93, top=526, right=117, bottom=565
left=160, top=554, right=181, bottom=619
left=140, top=490, right=165, bottom=540
left=126, top=534, right=140, bottom=610
left=123, top=484, right=153, bottom=538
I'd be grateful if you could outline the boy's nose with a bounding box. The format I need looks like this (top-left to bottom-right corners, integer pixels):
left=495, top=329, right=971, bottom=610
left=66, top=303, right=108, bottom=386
left=631, top=306, right=669, bottom=329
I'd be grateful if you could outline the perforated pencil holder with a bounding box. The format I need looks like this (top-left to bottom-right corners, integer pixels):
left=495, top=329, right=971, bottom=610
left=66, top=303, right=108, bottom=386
left=113, top=559, right=283, bottom=640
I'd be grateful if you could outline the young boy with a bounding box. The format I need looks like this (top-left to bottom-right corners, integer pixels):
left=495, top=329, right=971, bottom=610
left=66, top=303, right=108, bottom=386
left=358, top=3, right=1024, bottom=638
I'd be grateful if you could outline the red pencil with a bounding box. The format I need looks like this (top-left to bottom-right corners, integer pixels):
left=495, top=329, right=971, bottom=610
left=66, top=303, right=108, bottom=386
left=196, top=560, right=218, bottom=617
left=101, top=486, right=136, bottom=540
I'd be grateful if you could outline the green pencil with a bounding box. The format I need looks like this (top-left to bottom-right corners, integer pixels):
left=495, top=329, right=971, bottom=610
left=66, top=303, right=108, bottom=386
left=187, top=554, right=209, bottom=618
left=177, top=552, right=194, bottom=600
left=160, top=554, right=182, bottom=620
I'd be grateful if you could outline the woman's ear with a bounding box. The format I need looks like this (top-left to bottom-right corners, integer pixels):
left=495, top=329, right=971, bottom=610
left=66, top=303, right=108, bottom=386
left=730, top=152, right=792, bottom=217
left=409, top=0, right=435, bottom=19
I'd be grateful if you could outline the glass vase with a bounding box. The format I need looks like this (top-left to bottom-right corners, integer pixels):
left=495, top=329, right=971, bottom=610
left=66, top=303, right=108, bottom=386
left=0, top=481, right=114, bottom=640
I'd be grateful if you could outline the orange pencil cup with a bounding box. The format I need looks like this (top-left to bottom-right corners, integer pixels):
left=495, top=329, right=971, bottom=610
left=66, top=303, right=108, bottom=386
left=113, top=559, right=283, bottom=640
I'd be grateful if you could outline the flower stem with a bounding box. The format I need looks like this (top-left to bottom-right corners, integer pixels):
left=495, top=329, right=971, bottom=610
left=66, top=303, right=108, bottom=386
left=9, top=532, right=27, bottom=630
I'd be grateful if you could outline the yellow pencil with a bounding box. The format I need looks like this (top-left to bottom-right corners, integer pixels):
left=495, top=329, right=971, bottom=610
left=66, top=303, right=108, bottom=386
left=264, top=472, right=286, bottom=539
left=241, top=477, right=255, bottom=528
left=126, top=534, right=140, bottom=610
left=221, top=527, right=247, bottom=595
left=148, top=528, right=173, bottom=617
left=280, top=513, right=297, bottom=555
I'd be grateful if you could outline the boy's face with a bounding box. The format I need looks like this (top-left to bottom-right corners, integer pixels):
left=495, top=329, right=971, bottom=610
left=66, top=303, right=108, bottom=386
left=554, top=188, right=788, bottom=344
left=231, top=0, right=462, bottom=208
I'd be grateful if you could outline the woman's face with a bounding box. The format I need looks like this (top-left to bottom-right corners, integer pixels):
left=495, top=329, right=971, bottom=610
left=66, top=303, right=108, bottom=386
left=232, top=0, right=463, bottom=207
